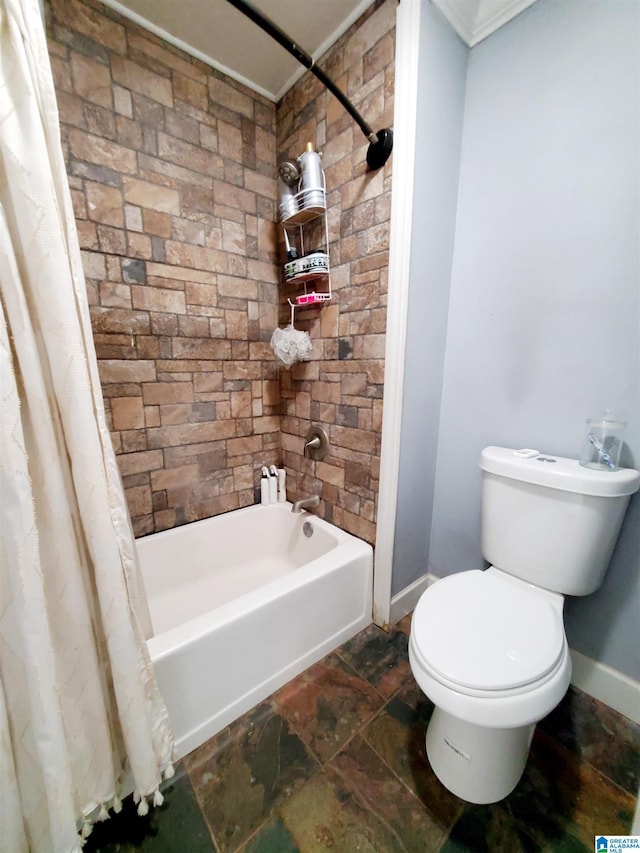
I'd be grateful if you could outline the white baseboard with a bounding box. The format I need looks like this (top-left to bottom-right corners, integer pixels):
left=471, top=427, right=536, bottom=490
left=390, top=574, right=640, bottom=726
left=389, top=572, right=436, bottom=625
left=569, top=649, right=640, bottom=726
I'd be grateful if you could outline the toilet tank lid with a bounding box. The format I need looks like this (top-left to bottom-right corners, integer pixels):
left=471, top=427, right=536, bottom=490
left=480, top=446, right=640, bottom=497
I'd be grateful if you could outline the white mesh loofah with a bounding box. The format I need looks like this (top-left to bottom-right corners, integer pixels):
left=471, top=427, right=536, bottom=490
left=270, top=324, right=312, bottom=367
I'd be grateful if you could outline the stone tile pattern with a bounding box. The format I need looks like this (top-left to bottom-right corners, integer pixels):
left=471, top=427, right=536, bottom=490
left=203, top=646, right=640, bottom=852
left=89, top=616, right=637, bottom=852
left=47, top=0, right=395, bottom=545
left=46, top=0, right=280, bottom=536
left=275, top=0, right=396, bottom=544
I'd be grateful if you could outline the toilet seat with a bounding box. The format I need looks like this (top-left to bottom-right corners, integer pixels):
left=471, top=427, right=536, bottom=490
left=411, top=570, right=565, bottom=694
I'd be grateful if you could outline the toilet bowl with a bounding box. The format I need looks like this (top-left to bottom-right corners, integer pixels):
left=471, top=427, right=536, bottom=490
left=409, top=568, right=571, bottom=803
left=408, top=446, right=639, bottom=804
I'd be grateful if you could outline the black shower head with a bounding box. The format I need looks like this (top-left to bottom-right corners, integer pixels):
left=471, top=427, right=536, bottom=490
left=366, top=129, right=394, bottom=171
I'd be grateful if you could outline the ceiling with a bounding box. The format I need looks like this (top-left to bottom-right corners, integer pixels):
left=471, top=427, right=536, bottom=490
left=101, top=0, right=539, bottom=103
left=432, top=0, right=538, bottom=47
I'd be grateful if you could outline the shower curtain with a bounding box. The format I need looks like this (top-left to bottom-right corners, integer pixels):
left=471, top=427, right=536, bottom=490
left=0, top=0, right=175, bottom=850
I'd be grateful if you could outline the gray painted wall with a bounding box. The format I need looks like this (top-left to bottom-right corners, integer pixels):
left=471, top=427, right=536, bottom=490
left=392, top=2, right=468, bottom=596
left=395, top=0, right=639, bottom=680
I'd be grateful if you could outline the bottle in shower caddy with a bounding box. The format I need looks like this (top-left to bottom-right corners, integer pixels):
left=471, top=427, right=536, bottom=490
left=298, top=142, right=325, bottom=213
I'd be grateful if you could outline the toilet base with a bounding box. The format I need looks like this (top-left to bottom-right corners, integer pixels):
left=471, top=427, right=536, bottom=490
left=425, top=707, right=535, bottom=804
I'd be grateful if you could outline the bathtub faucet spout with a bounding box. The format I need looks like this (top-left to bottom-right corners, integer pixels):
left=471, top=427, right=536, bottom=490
left=291, top=495, right=320, bottom=514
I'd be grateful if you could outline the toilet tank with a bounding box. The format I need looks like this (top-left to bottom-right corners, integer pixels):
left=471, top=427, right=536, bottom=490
left=480, top=446, right=640, bottom=596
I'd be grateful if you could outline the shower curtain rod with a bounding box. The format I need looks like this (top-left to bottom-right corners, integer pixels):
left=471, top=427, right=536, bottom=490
left=224, top=0, right=393, bottom=170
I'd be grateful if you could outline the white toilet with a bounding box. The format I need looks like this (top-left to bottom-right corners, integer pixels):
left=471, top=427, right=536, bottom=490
left=409, top=445, right=640, bottom=804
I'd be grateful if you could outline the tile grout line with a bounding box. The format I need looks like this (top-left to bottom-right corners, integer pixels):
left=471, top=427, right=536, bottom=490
left=228, top=697, right=323, bottom=853
left=323, top=674, right=459, bottom=851
left=183, top=766, right=224, bottom=853
left=538, top=724, right=640, bottom=808
left=354, top=688, right=467, bottom=840
left=267, top=675, right=422, bottom=852
left=240, top=651, right=421, bottom=848
left=326, top=757, right=419, bottom=853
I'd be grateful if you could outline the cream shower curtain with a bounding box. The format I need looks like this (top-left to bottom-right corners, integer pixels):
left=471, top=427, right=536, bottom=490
left=0, top=0, right=175, bottom=850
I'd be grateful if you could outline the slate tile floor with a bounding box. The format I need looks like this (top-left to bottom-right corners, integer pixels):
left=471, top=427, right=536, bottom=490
left=87, top=617, right=640, bottom=852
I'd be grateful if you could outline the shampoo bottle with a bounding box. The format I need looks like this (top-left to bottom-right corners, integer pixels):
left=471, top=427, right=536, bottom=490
left=269, top=465, right=278, bottom=504
left=298, top=142, right=324, bottom=213
left=260, top=466, right=269, bottom=505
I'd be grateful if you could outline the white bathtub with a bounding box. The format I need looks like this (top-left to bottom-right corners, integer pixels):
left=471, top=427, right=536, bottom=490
left=136, top=502, right=373, bottom=758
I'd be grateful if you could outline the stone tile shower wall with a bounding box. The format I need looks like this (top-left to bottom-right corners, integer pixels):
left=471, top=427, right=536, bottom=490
left=46, top=0, right=395, bottom=546
left=276, top=0, right=396, bottom=544
left=46, top=0, right=280, bottom=536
